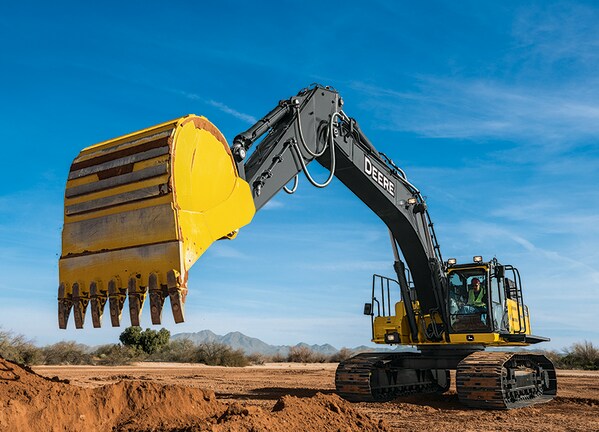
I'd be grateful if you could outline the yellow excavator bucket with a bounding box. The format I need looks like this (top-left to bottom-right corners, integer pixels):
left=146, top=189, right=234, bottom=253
left=58, top=115, right=255, bottom=329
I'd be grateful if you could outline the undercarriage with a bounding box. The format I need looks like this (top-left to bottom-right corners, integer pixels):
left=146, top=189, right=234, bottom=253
left=336, top=350, right=557, bottom=409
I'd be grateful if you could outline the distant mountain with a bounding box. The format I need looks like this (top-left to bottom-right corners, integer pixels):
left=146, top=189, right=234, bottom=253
left=171, top=330, right=387, bottom=356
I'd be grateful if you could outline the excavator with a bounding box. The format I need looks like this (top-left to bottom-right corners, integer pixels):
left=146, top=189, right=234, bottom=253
left=58, top=84, right=557, bottom=409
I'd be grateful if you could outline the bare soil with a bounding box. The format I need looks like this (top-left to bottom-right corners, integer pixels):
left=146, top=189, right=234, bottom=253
left=1, top=359, right=597, bottom=431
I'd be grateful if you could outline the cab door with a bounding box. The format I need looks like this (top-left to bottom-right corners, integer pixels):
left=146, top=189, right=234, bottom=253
left=489, top=270, right=508, bottom=332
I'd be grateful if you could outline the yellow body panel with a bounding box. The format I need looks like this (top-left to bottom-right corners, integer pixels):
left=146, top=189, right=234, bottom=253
left=59, top=115, right=255, bottom=329
left=506, top=299, right=531, bottom=334
left=372, top=300, right=532, bottom=348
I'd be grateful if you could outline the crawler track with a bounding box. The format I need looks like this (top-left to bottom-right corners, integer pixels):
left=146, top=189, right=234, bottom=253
left=456, top=351, right=557, bottom=409
left=335, top=353, right=449, bottom=402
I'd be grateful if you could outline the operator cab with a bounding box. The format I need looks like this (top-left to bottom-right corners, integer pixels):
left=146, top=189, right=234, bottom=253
left=448, top=267, right=490, bottom=332
left=446, top=257, right=529, bottom=336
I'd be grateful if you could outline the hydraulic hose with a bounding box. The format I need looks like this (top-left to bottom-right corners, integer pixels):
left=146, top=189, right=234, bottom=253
left=291, top=111, right=341, bottom=188
left=283, top=174, right=299, bottom=194
left=296, top=107, right=329, bottom=158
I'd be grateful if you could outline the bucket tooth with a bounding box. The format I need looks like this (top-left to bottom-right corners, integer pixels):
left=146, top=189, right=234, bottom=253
left=128, top=277, right=147, bottom=326
left=167, top=270, right=187, bottom=323
left=90, top=282, right=108, bottom=328
left=72, top=283, right=90, bottom=329
left=169, top=288, right=188, bottom=323
left=108, top=280, right=127, bottom=327
left=149, top=273, right=168, bottom=325
left=58, top=283, right=73, bottom=329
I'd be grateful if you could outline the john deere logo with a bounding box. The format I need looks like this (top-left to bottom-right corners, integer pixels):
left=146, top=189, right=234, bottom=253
left=364, top=156, right=395, bottom=197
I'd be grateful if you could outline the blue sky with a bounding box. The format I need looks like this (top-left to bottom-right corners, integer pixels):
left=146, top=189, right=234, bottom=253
left=0, top=1, right=597, bottom=351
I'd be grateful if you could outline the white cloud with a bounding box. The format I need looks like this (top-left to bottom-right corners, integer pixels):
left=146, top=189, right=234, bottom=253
left=204, top=243, right=249, bottom=260
left=206, top=100, right=257, bottom=124
left=262, top=199, right=285, bottom=210
left=348, top=6, right=599, bottom=152
left=512, top=3, right=599, bottom=66
left=351, top=79, right=599, bottom=146
left=491, top=203, right=599, bottom=236
left=170, top=89, right=257, bottom=124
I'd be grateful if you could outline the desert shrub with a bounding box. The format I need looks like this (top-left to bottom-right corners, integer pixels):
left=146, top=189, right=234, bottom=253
left=269, top=352, right=287, bottom=363
left=287, top=345, right=313, bottom=362
left=287, top=346, right=326, bottom=363
left=195, top=342, right=249, bottom=367
left=328, top=347, right=354, bottom=363
left=42, top=341, right=93, bottom=365
left=119, top=326, right=170, bottom=355
left=561, top=341, right=599, bottom=370
left=93, top=344, right=141, bottom=365
left=152, top=338, right=197, bottom=363
left=146, top=340, right=251, bottom=366
left=313, top=352, right=328, bottom=363
left=246, top=353, right=266, bottom=365
left=0, top=330, right=43, bottom=365
left=540, top=350, right=565, bottom=368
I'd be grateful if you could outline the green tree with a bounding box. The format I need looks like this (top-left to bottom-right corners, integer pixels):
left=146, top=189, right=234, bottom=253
left=139, top=328, right=171, bottom=354
left=119, top=326, right=170, bottom=354
left=119, top=326, right=143, bottom=350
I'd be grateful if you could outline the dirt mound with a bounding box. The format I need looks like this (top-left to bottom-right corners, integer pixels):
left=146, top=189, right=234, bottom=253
left=0, top=357, right=386, bottom=431
left=210, top=393, right=387, bottom=432
left=0, top=356, right=221, bottom=431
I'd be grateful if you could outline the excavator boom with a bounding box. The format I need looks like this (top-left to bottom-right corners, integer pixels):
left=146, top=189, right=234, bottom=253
left=59, top=85, right=444, bottom=332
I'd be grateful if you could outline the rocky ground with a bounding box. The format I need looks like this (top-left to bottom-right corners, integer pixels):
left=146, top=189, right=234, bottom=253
left=0, top=359, right=596, bottom=431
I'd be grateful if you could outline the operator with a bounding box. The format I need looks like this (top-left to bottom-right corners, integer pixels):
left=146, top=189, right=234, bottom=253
left=467, top=278, right=486, bottom=310
left=458, top=277, right=487, bottom=317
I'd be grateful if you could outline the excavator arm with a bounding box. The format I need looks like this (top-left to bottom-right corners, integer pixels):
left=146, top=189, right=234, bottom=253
left=58, top=84, right=447, bottom=336
left=232, top=85, right=449, bottom=343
